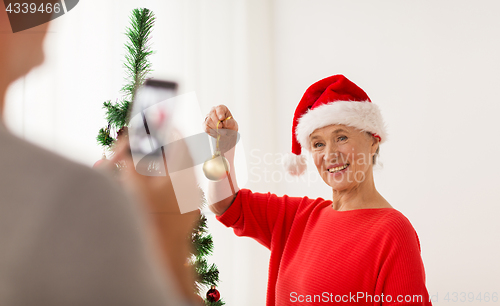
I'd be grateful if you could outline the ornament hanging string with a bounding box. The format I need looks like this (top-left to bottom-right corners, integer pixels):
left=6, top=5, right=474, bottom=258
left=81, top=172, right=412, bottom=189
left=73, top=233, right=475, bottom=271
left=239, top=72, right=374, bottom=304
left=215, top=116, right=232, bottom=152
left=216, top=116, right=235, bottom=194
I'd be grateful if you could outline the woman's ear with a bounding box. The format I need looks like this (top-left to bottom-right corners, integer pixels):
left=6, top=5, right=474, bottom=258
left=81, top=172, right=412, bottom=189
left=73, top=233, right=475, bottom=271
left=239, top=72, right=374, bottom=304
left=371, top=135, right=380, bottom=154
left=365, top=132, right=379, bottom=153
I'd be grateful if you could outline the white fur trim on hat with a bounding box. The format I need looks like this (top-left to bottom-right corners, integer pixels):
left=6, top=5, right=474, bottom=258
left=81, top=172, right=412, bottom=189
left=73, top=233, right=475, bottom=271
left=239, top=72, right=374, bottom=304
left=282, top=152, right=307, bottom=176
left=295, top=101, right=387, bottom=151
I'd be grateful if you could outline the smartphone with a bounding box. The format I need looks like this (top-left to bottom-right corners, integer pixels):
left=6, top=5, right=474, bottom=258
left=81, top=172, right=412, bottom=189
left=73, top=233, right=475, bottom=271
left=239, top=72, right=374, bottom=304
left=128, top=79, right=178, bottom=176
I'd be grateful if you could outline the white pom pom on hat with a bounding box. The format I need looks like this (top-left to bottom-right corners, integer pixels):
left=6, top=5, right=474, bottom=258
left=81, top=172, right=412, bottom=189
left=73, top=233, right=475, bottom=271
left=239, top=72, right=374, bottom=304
left=282, top=75, right=387, bottom=176
left=282, top=152, right=308, bottom=176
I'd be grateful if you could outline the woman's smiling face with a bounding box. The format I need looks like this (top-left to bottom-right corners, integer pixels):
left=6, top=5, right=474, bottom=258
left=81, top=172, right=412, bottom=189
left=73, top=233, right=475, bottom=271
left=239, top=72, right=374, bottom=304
left=309, top=124, right=379, bottom=190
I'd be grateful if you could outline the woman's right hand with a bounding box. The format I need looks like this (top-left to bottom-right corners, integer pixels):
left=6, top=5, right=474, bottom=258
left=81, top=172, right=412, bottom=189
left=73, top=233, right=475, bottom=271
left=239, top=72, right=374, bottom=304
left=203, top=105, right=240, bottom=216
left=203, top=105, right=238, bottom=138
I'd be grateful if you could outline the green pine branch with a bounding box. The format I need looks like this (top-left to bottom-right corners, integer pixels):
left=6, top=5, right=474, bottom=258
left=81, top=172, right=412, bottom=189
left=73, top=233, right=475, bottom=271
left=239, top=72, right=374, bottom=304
left=196, top=260, right=220, bottom=286
left=122, top=8, right=155, bottom=103
left=97, top=8, right=155, bottom=150
left=102, top=99, right=131, bottom=130
left=96, top=125, right=115, bottom=147
left=193, top=234, right=214, bottom=259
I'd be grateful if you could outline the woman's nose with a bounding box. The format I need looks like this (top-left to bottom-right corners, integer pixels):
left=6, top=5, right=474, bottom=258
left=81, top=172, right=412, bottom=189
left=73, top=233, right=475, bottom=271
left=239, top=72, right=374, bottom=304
left=323, top=146, right=338, bottom=162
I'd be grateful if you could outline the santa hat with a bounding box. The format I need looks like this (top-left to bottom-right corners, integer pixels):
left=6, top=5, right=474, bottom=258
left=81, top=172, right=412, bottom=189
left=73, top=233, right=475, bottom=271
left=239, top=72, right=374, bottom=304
left=282, top=75, right=387, bottom=176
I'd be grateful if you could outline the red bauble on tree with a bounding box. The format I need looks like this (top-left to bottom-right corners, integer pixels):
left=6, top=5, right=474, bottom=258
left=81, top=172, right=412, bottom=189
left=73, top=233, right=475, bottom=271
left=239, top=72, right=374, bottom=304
left=206, top=285, right=220, bottom=303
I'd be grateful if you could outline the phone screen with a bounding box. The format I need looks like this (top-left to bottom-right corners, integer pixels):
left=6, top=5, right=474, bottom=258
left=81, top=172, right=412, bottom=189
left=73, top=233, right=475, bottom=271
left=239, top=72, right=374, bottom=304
left=128, top=79, right=178, bottom=176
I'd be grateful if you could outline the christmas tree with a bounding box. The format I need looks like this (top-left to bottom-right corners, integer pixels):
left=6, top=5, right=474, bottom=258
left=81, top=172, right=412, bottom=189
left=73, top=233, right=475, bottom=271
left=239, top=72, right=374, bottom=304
left=95, top=8, right=224, bottom=305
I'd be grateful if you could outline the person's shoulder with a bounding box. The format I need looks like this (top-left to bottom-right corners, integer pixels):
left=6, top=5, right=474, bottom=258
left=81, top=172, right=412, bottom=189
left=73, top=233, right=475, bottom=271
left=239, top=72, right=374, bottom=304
left=376, top=208, right=416, bottom=230
left=376, top=208, right=422, bottom=249
left=1, top=127, right=86, bottom=169
left=0, top=127, right=122, bottom=202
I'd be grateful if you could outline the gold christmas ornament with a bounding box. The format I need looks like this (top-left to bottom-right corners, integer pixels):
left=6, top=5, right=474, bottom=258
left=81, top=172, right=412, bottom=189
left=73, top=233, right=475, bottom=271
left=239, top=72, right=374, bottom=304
left=203, top=116, right=232, bottom=181
left=203, top=151, right=230, bottom=181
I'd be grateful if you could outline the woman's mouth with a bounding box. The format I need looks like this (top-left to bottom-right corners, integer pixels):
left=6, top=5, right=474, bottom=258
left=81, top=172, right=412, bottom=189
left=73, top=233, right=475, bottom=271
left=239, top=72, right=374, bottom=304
left=327, top=163, right=349, bottom=174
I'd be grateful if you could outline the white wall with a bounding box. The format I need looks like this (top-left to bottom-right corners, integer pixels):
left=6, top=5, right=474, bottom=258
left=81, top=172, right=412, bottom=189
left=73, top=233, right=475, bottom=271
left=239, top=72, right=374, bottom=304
left=4, top=0, right=500, bottom=305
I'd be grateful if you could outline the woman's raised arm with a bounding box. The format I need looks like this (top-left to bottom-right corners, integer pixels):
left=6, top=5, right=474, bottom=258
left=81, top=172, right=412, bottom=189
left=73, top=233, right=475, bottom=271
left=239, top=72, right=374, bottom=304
left=203, top=105, right=240, bottom=216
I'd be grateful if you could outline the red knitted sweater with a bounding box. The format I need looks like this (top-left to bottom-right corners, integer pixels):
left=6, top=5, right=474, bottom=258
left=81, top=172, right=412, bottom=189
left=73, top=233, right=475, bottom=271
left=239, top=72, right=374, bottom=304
left=216, top=189, right=432, bottom=305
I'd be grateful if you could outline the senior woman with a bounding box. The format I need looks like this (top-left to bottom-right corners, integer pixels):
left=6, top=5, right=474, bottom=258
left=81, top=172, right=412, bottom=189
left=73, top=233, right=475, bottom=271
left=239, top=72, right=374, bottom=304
left=204, top=75, right=431, bottom=305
